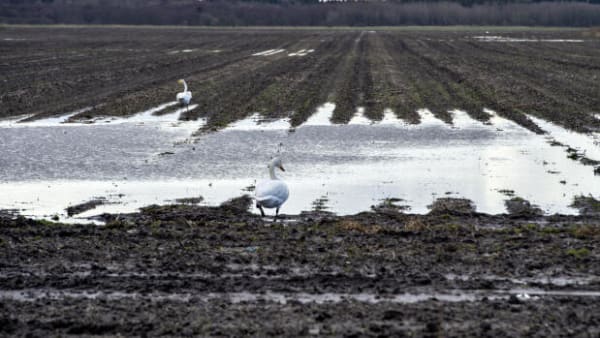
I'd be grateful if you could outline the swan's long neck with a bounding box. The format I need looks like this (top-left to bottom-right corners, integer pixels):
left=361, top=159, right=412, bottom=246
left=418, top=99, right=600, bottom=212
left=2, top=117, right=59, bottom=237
left=269, top=165, right=278, bottom=180
left=181, top=80, right=188, bottom=92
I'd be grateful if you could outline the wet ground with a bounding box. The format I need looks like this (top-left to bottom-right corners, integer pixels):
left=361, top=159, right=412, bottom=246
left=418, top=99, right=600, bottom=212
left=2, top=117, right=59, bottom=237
left=2, top=27, right=600, bottom=133
left=1, top=203, right=599, bottom=336
left=1, top=26, right=599, bottom=335
left=2, top=26, right=599, bottom=222
left=1, top=103, right=599, bottom=222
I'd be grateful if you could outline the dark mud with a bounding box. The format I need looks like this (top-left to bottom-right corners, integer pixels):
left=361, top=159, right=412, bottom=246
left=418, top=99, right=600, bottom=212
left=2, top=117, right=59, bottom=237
left=504, top=197, right=544, bottom=218
left=571, top=195, right=600, bottom=216
left=174, top=196, right=204, bottom=205
left=2, top=27, right=600, bottom=134
left=1, top=197, right=599, bottom=336
left=65, top=198, right=106, bottom=217
left=427, top=197, right=476, bottom=215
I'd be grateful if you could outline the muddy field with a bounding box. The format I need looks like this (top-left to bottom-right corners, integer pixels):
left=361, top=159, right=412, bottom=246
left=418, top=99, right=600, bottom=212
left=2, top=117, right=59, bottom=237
left=1, top=26, right=600, bottom=133
left=1, top=199, right=600, bottom=336
left=2, top=26, right=600, bottom=336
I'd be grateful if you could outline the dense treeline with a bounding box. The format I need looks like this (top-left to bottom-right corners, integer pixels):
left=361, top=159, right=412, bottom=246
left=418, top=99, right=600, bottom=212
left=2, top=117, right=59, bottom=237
left=2, top=0, right=600, bottom=26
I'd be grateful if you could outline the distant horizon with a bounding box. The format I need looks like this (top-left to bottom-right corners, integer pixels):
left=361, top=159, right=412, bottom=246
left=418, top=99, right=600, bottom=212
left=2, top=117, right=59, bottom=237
left=0, top=24, right=591, bottom=30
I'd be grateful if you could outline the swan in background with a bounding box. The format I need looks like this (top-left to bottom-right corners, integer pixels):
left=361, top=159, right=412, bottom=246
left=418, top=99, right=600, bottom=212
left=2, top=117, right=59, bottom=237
left=176, top=79, right=192, bottom=110
left=255, top=157, right=289, bottom=220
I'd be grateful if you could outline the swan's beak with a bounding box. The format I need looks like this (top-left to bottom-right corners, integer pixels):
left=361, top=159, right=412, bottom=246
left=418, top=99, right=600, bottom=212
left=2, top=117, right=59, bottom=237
left=177, top=79, right=183, bottom=84
left=279, top=165, right=285, bottom=172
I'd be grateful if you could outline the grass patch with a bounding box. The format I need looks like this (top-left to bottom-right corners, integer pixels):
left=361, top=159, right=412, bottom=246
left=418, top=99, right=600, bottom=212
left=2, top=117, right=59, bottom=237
left=540, top=226, right=563, bottom=234
left=36, top=219, right=61, bottom=226
left=566, top=247, right=591, bottom=259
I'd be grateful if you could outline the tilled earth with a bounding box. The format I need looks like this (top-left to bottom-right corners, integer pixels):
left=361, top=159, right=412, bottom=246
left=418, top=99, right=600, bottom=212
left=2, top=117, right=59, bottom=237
left=2, top=26, right=600, bottom=335
left=1, top=198, right=599, bottom=336
left=1, top=26, right=600, bottom=133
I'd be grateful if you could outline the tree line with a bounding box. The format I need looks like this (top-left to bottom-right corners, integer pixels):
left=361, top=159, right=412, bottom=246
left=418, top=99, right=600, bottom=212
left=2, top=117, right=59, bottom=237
left=2, top=0, right=600, bottom=26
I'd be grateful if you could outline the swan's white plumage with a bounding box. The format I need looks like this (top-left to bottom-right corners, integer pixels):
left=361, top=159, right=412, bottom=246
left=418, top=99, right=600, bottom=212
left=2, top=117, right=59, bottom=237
left=255, top=157, right=289, bottom=215
left=177, top=91, right=192, bottom=105
left=176, top=79, right=192, bottom=106
left=255, top=180, right=289, bottom=209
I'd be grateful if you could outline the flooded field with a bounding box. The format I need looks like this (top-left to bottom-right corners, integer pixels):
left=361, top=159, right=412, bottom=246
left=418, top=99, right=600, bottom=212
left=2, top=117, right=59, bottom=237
left=1, top=101, right=599, bottom=221
left=1, top=26, right=599, bottom=336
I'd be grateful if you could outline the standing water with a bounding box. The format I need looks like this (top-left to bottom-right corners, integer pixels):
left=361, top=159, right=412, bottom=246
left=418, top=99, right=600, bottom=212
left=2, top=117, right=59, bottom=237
left=0, top=103, right=598, bottom=222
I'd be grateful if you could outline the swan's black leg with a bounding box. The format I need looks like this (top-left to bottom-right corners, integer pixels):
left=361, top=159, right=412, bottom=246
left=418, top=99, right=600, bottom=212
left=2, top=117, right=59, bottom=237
left=257, top=204, right=265, bottom=217
left=274, top=207, right=280, bottom=222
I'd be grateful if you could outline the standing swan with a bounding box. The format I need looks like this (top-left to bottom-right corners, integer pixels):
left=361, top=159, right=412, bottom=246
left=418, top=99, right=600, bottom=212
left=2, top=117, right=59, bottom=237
left=176, top=79, right=192, bottom=111
left=255, top=157, right=289, bottom=220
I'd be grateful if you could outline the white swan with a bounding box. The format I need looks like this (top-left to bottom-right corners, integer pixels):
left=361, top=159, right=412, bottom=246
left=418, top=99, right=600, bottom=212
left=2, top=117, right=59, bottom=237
left=176, top=79, right=192, bottom=110
left=255, top=157, right=289, bottom=219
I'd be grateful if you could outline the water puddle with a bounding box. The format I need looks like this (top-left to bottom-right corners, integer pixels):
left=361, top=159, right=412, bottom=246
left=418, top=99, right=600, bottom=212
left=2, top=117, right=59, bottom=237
left=1, top=104, right=599, bottom=220
left=224, top=291, right=485, bottom=304
left=348, top=107, right=371, bottom=125
left=119, top=101, right=180, bottom=123
left=252, top=49, right=285, bottom=56
left=484, top=108, right=517, bottom=130
left=527, top=114, right=600, bottom=160
left=378, top=109, right=404, bottom=125
left=472, top=36, right=584, bottom=43
left=0, top=263, right=340, bottom=280
left=501, top=289, right=600, bottom=298
left=300, top=102, right=335, bottom=126
left=0, top=115, right=33, bottom=127
left=264, top=50, right=286, bottom=56
left=449, top=109, right=486, bottom=129
left=226, top=113, right=291, bottom=131
left=100, top=101, right=201, bottom=126
left=0, top=180, right=240, bottom=223
left=168, top=49, right=196, bottom=55
left=0, top=102, right=203, bottom=132
left=2, top=288, right=599, bottom=304
left=288, top=49, right=315, bottom=56
left=4, top=266, right=596, bottom=288
left=445, top=273, right=600, bottom=287
left=252, top=49, right=275, bottom=56
left=416, top=108, right=447, bottom=127
left=0, top=107, right=94, bottom=127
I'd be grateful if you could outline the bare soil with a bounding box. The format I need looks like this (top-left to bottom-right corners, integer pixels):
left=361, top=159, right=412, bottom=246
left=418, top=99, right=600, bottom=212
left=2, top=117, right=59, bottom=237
left=2, top=26, right=600, bottom=336
left=2, top=26, right=600, bottom=133
left=1, top=198, right=599, bottom=336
